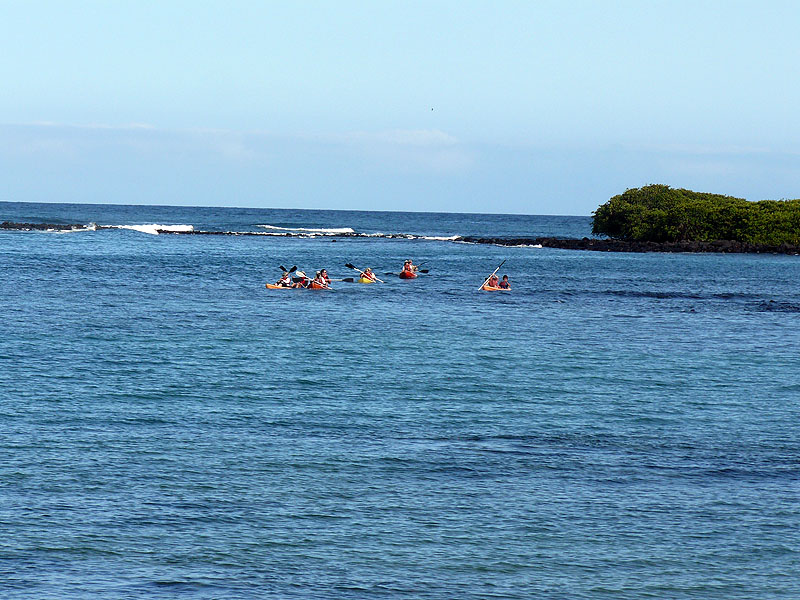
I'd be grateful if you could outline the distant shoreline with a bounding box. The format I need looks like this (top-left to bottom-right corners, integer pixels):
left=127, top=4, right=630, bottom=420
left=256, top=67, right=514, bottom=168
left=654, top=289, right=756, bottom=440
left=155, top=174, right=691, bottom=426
left=3, top=221, right=799, bottom=254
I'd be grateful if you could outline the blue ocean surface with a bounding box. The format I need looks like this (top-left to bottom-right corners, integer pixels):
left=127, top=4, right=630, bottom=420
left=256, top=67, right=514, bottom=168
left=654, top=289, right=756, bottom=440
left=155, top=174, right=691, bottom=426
left=1, top=201, right=799, bottom=599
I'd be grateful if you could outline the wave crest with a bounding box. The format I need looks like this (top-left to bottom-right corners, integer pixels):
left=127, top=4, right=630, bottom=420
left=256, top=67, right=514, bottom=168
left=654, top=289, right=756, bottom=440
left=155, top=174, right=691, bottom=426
left=109, top=224, right=195, bottom=235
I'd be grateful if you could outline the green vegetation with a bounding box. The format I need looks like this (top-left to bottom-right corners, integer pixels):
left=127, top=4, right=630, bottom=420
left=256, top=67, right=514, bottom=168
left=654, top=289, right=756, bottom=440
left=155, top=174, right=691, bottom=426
left=592, top=184, right=800, bottom=245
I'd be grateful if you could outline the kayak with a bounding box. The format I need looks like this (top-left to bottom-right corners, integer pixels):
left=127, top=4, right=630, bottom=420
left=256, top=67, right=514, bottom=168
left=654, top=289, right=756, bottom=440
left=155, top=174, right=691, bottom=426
left=399, top=271, right=418, bottom=279
left=265, top=282, right=331, bottom=290
left=357, top=277, right=375, bottom=284
left=481, top=285, right=511, bottom=291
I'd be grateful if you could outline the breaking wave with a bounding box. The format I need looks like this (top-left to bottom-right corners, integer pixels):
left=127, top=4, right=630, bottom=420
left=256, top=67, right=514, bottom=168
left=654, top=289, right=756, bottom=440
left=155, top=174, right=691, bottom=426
left=3, top=220, right=467, bottom=242
left=255, top=224, right=462, bottom=241
left=108, top=224, right=195, bottom=235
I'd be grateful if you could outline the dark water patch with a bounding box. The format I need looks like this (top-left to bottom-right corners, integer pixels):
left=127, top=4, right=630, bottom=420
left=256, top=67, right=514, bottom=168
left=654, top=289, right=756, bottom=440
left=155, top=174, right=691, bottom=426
left=602, top=289, right=706, bottom=300
left=151, top=579, right=233, bottom=593
left=755, top=300, right=800, bottom=312
left=599, top=289, right=768, bottom=302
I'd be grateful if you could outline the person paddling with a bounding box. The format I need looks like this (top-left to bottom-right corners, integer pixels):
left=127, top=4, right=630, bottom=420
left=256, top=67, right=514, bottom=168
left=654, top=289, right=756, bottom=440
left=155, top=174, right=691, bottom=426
left=498, top=275, right=511, bottom=289
left=487, top=274, right=500, bottom=288
left=362, top=267, right=377, bottom=282
left=292, top=271, right=310, bottom=288
left=402, top=259, right=417, bottom=275
left=313, top=270, right=331, bottom=289
left=276, top=270, right=293, bottom=287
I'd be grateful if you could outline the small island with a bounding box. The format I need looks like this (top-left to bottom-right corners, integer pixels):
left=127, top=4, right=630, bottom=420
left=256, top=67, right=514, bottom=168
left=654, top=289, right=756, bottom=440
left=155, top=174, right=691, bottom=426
left=463, top=185, right=800, bottom=254
left=592, top=184, right=800, bottom=246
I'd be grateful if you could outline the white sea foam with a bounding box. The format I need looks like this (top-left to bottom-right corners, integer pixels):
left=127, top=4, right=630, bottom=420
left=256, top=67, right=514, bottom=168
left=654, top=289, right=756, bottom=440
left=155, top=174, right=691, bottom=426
left=257, top=224, right=355, bottom=235
left=111, top=224, right=195, bottom=235
left=421, top=235, right=461, bottom=241
left=48, top=222, right=98, bottom=234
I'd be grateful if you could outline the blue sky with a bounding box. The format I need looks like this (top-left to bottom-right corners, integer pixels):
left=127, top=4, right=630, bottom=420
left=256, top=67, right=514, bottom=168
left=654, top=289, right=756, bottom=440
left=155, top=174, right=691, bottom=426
left=2, top=0, right=800, bottom=214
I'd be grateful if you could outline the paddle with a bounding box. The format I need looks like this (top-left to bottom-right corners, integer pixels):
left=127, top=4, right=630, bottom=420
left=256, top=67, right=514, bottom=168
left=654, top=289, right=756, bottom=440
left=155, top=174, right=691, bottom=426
left=345, top=263, right=385, bottom=283
left=478, top=259, right=506, bottom=290
left=330, top=278, right=355, bottom=283
left=273, top=265, right=297, bottom=287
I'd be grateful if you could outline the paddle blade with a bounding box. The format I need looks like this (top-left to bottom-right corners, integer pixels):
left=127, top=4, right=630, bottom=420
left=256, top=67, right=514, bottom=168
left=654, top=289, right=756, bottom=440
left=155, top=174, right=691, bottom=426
left=343, top=278, right=354, bottom=283
left=419, top=269, right=429, bottom=274
left=345, top=263, right=356, bottom=270
left=279, top=265, right=287, bottom=272
left=289, top=265, right=297, bottom=273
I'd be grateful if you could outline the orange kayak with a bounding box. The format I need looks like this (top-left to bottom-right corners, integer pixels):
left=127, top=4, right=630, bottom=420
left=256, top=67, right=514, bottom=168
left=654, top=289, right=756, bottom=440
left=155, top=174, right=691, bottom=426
left=481, top=285, right=511, bottom=291
left=399, top=271, right=418, bottom=279
left=265, top=282, right=331, bottom=290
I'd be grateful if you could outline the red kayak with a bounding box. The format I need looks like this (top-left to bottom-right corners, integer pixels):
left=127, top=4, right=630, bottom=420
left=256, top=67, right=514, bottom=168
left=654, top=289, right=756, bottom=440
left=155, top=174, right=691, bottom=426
left=399, top=271, right=418, bottom=279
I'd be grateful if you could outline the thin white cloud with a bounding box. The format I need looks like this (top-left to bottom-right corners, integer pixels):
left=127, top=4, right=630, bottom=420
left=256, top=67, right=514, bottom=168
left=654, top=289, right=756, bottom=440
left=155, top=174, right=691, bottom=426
left=24, top=121, right=157, bottom=131
left=0, top=121, right=473, bottom=174
left=631, top=142, right=774, bottom=156
left=339, top=129, right=459, bottom=147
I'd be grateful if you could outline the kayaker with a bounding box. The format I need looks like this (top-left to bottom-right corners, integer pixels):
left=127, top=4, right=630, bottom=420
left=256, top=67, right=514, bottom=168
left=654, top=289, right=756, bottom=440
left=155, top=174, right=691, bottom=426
left=319, top=269, right=331, bottom=286
left=292, top=271, right=310, bottom=288
left=276, top=271, right=293, bottom=287
left=362, top=267, right=376, bottom=281
left=498, top=275, right=511, bottom=289
left=487, top=274, right=499, bottom=288
left=402, top=260, right=417, bottom=275
left=313, top=270, right=330, bottom=289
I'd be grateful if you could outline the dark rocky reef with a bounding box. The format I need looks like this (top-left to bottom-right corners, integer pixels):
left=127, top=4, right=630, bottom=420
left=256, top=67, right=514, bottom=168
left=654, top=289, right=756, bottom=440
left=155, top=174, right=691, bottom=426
left=4, top=220, right=799, bottom=254
left=460, top=236, right=800, bottom=255
left=1, top=221, right=88, bottom=231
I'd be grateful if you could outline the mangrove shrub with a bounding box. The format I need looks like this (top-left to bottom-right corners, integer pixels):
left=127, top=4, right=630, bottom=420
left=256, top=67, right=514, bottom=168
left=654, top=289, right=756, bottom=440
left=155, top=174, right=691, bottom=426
left=592, top=185, right=800, bottom=244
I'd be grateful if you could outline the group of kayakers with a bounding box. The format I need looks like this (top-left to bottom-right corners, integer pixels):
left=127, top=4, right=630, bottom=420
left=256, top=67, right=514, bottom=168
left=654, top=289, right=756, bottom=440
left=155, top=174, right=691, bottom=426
left=275, top=268, right=333, bottom=289
left=273, top=266, right=381, bottom=289
left=271, top=259, right=510, bottom=290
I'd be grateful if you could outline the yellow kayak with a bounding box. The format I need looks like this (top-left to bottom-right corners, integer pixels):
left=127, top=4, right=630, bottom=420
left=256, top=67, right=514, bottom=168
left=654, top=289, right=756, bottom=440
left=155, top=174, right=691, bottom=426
left=358, top=277, right=375, bottom=284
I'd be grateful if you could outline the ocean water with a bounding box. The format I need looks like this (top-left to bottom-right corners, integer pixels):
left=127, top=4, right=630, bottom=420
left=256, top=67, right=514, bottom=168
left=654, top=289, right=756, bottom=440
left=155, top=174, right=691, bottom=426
left=1, top=201, right=798, bottom=599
